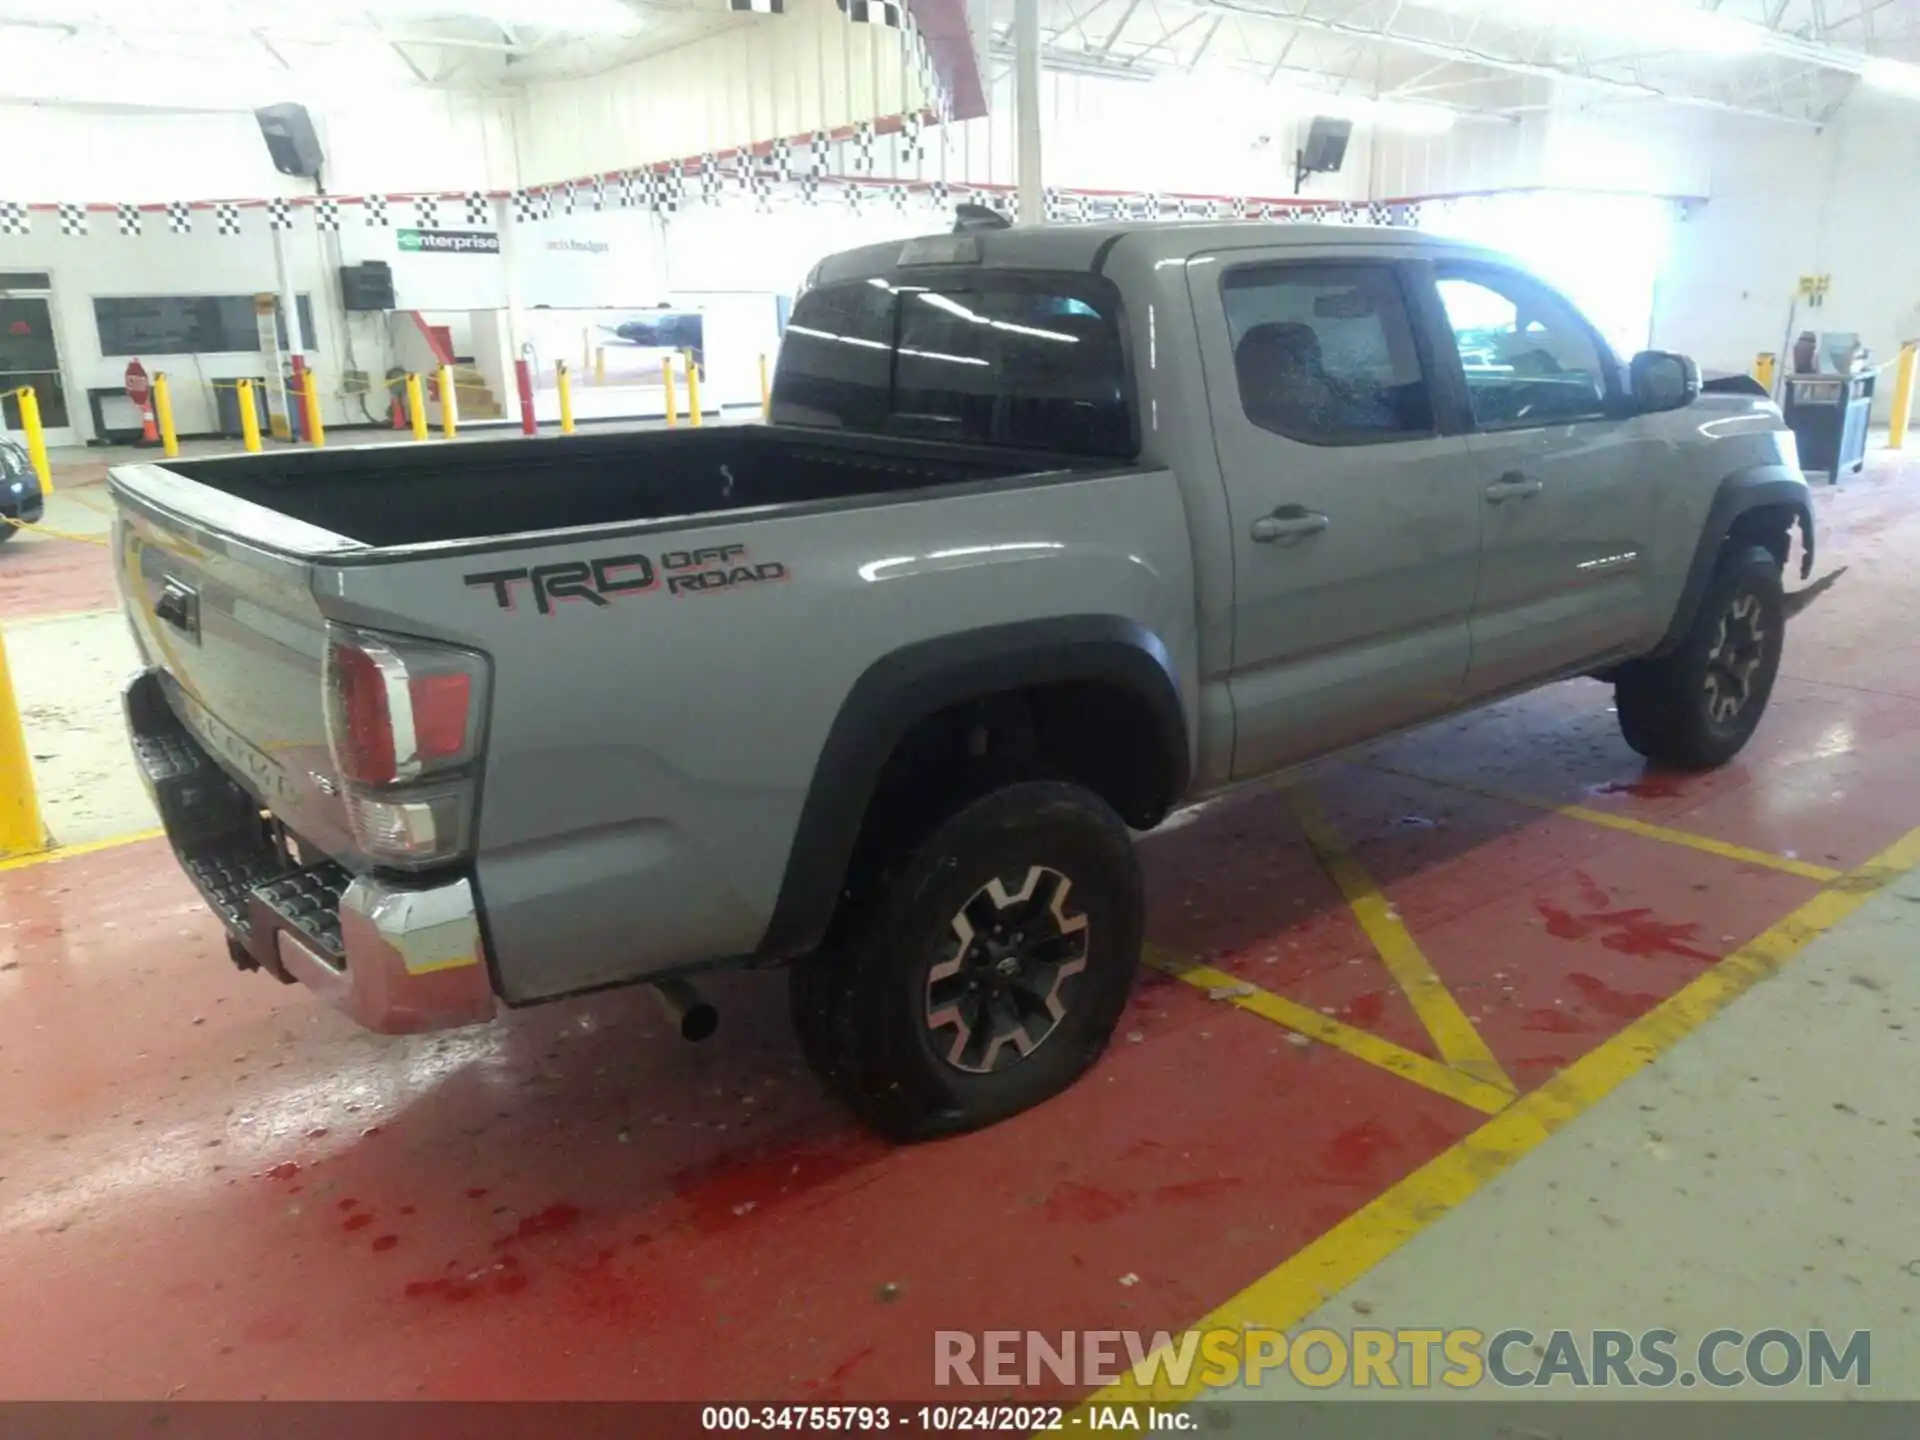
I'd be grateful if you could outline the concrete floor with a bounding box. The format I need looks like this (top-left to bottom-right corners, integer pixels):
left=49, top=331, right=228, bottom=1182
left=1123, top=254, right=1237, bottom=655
left=1, top=440, right=1917, bottom=1407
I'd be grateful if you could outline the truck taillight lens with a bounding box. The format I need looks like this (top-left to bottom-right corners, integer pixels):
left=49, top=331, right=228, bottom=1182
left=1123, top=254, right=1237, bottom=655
left=324, top=625, right=489, bottom=867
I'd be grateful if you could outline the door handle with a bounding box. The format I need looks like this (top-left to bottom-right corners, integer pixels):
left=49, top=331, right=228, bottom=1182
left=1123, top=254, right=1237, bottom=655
left=1483, top=471, right=1543, bottom=503
left=1251, top=506, right=1330, bottom=543
left=154, top=578, right=199, bottom=638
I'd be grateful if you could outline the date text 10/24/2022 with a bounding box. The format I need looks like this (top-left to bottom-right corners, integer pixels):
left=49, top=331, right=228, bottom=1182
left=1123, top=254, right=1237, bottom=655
left=699, top=1407, right=1194, bottom=1432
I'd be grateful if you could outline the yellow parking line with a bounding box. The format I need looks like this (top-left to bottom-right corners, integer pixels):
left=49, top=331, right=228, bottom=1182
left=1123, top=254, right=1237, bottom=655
left=1082, top=824, right=1920, bottom=1410
left=0, top=827, right=164, bottom=874
left=1290, top=787, right=1517, bottom=1095
left=1366, top=761, right=1841, bottom=882
left=1144, top=946, right=1513, bottom=1116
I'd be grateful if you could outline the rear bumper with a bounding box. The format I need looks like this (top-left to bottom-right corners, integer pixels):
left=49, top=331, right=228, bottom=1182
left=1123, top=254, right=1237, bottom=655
left=123, top=668, right=498, bottom=1035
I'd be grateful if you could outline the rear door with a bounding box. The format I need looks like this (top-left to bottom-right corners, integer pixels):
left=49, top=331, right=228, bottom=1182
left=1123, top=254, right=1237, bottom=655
left=1419, top=259, right=1654, bottom=697
left=1187, top=247, right=1483, bottom=779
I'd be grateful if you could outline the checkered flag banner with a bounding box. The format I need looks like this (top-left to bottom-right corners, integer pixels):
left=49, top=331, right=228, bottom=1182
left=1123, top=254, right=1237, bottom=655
left=116, top=203, right=142, bottom=236
left=0, top=201, right=26, bottom=236
left=729, top=0, right=783, bottom=9
left=799, top=171, right=821, bottom=207
left=215, top=202, right=242, bottom=236
left=770, top=137, right=794, bottom=181
left=414, top=196, right=440, bottom=229
left=265, top=198, right=292, bottom=232
left=839, top=0, right=902, bottom=24
left=165, top=201, right=191, bottom=234
left=312, top=197, right=341, bottom=232
left=853, top=122, right=875, bottom=173
left=511, top=189, right=539, bottom=223
left=899, top=113, right=923, bottom=165
left=928, top=176, right=949, bottom=213
left=561, top=182, right=579, bottom=215
left=465, top=192, right=491, bottom=225
left=750, top=169, right=774, bottom=214
left=699, top=154, right=720, bottom=204
left=811, top=130, right=831, bottom=170
left=610, top=172, right=634, bottom=209
left=57, top=202, right=87, bottom=237
left=364, top=195, right=390, bottom=227
left=845, top=178, right=863, bottom=214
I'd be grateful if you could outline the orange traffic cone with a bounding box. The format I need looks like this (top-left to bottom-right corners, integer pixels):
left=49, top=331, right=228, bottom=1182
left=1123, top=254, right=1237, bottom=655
left=390, top=394, right=406, bottom=429
left=139, top=401, right=159, bottom=446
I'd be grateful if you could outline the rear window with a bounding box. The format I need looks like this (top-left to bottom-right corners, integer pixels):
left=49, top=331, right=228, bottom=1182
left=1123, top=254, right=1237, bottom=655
left=771, top=275, right=1134, bottom=459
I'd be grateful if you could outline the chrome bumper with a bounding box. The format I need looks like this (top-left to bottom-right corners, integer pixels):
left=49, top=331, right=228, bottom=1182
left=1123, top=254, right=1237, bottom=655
left=124, top=668, right=497, bottom=1035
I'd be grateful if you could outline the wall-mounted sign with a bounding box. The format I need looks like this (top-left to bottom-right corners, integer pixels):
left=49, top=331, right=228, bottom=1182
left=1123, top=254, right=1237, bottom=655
left=397, top=229, right=502, bottom=256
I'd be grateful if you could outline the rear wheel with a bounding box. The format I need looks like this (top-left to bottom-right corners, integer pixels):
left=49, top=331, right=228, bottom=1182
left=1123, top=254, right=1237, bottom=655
left=789, top=780, right=1143, bottom=1142
left=1615, top=544, right=1784, bottom=769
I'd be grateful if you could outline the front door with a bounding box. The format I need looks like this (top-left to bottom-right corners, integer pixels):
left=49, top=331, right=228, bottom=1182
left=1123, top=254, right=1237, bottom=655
left=0, top=275, right=77, bottom=449
left=1423, top=259, right=1653, bottom=698
left=1188, top=248, right=1484, bottom=780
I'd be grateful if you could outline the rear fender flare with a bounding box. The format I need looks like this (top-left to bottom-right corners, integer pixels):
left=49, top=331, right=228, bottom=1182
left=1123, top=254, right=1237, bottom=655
left=754, top=615, right=1189, bottom=962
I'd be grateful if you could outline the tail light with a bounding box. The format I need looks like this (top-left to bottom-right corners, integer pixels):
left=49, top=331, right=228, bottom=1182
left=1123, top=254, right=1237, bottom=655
left=323, top=625, right=489, bottom=869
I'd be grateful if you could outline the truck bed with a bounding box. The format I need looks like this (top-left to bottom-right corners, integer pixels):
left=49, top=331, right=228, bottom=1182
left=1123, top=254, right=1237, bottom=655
left=157, top=426, right=1047, bottom=549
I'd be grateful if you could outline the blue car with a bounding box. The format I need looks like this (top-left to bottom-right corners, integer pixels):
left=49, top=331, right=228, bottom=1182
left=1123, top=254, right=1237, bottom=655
left=0, top=439, right=44, bottom=543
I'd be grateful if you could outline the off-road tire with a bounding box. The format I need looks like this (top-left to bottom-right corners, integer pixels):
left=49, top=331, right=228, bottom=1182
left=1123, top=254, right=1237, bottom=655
left=789, top=781, right=1143, bottom=1142
left=1615, top=544, right=1785, bottom=769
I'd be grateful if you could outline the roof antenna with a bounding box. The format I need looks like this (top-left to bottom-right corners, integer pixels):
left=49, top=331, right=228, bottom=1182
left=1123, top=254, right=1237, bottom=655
left=953, top=202, right=1012, bottom=234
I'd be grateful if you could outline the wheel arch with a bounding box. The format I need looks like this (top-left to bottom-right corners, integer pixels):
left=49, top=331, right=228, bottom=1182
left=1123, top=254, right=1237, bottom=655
left=754, top=615, right=1190, bottom=962
left=1648, top=466, right=1813, bottom=660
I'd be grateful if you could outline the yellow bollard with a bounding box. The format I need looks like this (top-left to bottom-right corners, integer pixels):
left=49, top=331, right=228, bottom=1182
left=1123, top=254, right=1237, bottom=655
left=685, top=353, right=703, bottom=428
left=594, top=347, right=606, bottom=387
left=302, top=368, right=326, bottom=448
left=236, top=379, right=263, bottom=453
left=1888, top=342, right=1917, bottom=452
left=0, top=627, right=46, bottom=859
left=582, top=329, right=592, bottom=374
left=556, top=361, right=576, bottom=435
left=14, top=385, right=53, bottom=496
left=1753, top=352, right=1777, bottom=395
left=153, top=372, right=181, bottom=459
left=758, top=353, right=771, bottom=420
left=405, top=373, right=429, bottom=442
left=662, top=357, right=678, bottom=428
left=438, top=364, right=457, bottom=439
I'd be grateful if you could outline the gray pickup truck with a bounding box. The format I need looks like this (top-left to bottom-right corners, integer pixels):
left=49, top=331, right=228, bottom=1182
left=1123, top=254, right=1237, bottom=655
left=110, top=219, right=1813, bottom=1140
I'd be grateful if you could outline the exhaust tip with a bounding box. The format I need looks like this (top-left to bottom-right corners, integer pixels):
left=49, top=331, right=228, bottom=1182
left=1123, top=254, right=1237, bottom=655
left=652, top=977, right=719, bottom=1043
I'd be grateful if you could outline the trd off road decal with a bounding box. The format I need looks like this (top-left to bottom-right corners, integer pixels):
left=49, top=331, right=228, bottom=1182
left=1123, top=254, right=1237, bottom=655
left=464, top=543, right=789, bottom=615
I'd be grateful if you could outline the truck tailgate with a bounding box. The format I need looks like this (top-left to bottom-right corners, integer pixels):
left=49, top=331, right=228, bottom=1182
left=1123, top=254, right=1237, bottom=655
left=112, top=463, right=363, bottom=865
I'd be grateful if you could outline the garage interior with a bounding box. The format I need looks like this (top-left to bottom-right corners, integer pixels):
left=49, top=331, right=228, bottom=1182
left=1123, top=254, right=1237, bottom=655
left=5, top=0, right=1920, bottom=1416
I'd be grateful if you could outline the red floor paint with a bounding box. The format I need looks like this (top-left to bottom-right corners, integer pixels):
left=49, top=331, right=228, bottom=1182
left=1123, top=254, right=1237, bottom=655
left=4, top=457, right=1920, bottom=1401
left=0, top=528, right=116, bottom=620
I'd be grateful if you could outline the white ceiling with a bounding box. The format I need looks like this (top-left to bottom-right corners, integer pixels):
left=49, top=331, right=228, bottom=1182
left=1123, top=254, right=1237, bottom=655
left=991, top=0, right=1920, bottom=126
left=0, top=0, right=750, bottom=109
left=3, top=0, right=1917, bottom=123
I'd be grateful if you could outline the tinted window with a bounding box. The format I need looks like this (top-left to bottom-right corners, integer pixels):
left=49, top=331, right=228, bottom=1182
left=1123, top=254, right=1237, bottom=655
left=1434, top=267, right=1610, bottom=427
left=771, top=276, right=1133, bottom=459
left=1221, top=263, right=1433, bottom=445
left=94, top=294, right=320, bottom=358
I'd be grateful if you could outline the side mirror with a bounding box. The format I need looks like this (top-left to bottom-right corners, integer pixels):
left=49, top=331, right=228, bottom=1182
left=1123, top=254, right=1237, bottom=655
left=1630, top=350, right=1701, bottom=413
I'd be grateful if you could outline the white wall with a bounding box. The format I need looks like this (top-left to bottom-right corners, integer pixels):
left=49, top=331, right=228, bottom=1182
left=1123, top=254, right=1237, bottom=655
left=513, top=0, right=927, bottom=185
left=1655, top=90, right=1920, bottom=400
left=0, top=221, right=398, bottom=439
left=0, top=94, right=517, bottom=204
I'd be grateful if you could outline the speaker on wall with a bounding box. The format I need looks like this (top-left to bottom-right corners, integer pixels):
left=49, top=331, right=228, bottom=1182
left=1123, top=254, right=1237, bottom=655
left=255, top=103, right=326, bottom=181
left=340, top=262, right=395, bottom=312
left=1294, top=116, right=1353, bottom=193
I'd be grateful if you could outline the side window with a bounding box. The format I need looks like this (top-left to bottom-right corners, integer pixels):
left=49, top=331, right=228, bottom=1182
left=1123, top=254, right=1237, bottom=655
left=1220, top=263, right=1434, bottom=446
left=1434, top=267, right=1611, bottom=428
